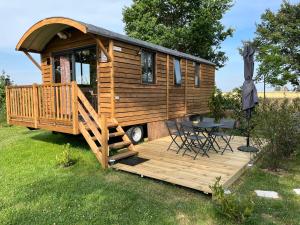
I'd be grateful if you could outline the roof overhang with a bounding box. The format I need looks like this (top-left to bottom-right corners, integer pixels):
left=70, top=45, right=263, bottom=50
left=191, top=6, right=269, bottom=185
left=16, top=17, right=88, bottom=52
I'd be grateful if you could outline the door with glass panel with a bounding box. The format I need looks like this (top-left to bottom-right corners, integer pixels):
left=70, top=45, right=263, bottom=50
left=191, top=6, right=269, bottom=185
left=53, top=46, right=98, bottom=111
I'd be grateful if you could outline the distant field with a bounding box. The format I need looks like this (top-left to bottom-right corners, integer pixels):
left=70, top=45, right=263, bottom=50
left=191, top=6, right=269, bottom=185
left=257, top=91, right=300, bottom=99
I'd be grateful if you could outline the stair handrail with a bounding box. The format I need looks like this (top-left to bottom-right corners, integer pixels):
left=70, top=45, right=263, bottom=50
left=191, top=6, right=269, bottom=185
left=76, top=85, right=104, bottom=132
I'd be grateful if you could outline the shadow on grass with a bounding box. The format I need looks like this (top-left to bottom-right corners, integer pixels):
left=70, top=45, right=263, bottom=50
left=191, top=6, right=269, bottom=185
left=31, top=131, right=90, bottom=150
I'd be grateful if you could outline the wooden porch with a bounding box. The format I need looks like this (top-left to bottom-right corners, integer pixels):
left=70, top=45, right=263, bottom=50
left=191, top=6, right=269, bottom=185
left=112, top=136, right=251, bottom=194
left=5, top=82, right=137, bottom=169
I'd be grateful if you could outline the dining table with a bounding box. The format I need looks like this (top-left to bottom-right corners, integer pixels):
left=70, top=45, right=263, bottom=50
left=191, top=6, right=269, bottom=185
left=182, top=121, right=223, bottom=153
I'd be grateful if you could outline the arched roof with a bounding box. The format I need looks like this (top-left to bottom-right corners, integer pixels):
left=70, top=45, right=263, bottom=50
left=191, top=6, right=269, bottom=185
left=16, top=17, right=215, bottom=65
left=16, top=17, right=88, bottom=52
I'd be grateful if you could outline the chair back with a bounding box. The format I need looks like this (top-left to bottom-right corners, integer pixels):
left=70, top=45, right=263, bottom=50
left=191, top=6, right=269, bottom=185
left=220, top=118, right=236, bottom=129
left=202, top=117, right=215, bottom=123
left=165, top=120, right=180, bottom=135
left=181, top=121, right=194, bottom=134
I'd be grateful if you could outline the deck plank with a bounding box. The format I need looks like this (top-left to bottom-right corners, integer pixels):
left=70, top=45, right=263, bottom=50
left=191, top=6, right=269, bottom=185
left=112, top=136, right=251, bottom=194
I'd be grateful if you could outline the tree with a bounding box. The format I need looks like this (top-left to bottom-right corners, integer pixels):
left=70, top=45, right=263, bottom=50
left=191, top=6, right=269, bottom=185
left=253, top=1, right=300, bottom=89
left=123, top=0, right=234, bottom=68
left=0, top=70, right=13, bottom=112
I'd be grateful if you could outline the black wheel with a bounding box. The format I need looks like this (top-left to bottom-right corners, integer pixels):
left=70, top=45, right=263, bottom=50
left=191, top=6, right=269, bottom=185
left=126, top=125, right=144, bottom=145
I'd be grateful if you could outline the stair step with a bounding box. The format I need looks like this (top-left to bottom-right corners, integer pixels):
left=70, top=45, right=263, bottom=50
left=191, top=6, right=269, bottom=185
left=83, top=121, right=118, bottom=130
left=109, top=140, right=131, bottom=149
left=109, top=150, right=138, bottom=161
left=91, top=131, right=125, bottom=141
left=109, top=131, right=125, bottom=138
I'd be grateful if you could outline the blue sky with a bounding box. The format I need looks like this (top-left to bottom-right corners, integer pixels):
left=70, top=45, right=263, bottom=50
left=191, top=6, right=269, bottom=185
left=0, top=0, right=297, bottom=91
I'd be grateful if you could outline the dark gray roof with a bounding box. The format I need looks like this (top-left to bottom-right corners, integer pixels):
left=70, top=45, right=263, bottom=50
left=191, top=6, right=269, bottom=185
left=80, top=21, right=215, bottom=66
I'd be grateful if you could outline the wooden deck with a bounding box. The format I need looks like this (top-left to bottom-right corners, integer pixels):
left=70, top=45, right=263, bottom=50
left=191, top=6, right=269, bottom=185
left=112, top=136, right=251, bottom=193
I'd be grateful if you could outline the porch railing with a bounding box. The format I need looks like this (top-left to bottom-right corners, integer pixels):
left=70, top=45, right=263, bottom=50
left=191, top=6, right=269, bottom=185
left=6, top=82, right=78, bottom=133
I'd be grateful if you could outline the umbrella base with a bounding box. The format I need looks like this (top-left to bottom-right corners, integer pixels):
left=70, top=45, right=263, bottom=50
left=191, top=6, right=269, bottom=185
left=238, top=146, right=259, bottom=163
left=237, top=146, right=259, bottom=153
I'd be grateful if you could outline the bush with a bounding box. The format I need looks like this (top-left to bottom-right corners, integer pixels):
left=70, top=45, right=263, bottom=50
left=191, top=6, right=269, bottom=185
left=208, top=87, right=248, bottom=136
left=252, top=98, right=300, bottom=170
left=0, top=71, right=13, bottom=125
left=208, top=87, right=226, bottom=121
left=210, top=177, right=254, bottom=223
left=56, top=143, right=78, bottom=167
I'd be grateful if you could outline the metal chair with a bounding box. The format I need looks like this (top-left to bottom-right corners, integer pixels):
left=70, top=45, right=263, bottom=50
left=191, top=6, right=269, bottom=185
left=165, top=120, right=186, bottom=153
left=211, top=118, right=236, bottom=154
left=180, top=122, right=209, bottom=159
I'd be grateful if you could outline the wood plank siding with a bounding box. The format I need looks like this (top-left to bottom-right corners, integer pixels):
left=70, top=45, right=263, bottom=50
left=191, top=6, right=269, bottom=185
left=113, top=41, right=168, bottom=126
left=39, top=28, right=215, bottom=128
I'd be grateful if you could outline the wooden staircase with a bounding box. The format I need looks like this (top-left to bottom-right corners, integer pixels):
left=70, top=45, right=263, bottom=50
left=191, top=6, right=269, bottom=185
left=76, top=87, right=137, bottom=168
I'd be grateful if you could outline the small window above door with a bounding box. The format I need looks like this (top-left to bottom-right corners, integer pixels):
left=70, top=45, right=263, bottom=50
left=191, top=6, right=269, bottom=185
left=141, top=50, right=155, bottom=84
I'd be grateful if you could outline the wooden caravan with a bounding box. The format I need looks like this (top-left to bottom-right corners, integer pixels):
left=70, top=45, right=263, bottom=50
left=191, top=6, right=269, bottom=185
left=6, top=17, right=215, bottom=168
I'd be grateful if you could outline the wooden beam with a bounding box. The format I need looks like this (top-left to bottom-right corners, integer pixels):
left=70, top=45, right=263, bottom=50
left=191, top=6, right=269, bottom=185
left=109, top=40, right=115, bottom=118
left=23, top=51, right=41, bottom=71
left=32, top=84, right=39, bottom=128
left=71, top=81, right=79, bottom=134
left=166, top=54, right=169, bottom=120
left=5, top=86, right=10, bottom=124
left=95, top=37, right=111, bottom=62
left=185, top=59, right=188, bottom=115
left=100, top=115, right=109, bottom=169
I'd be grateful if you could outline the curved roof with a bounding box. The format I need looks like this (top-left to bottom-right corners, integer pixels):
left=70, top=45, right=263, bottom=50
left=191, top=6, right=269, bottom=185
left=16, top=17, right=215, bottom=66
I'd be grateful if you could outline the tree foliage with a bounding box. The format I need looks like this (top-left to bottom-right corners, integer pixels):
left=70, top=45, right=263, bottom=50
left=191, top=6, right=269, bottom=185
left=0, top=71, right=13, bottom=123
left=123, top=0, right=234, bottom=68
left=0, top=71, right=13, bottom=110
left=254, top=1, right=300, bottom=89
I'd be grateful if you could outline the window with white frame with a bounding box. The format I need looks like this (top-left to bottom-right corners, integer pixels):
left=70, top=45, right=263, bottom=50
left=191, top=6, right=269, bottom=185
left=174, top=58, right=182, bottom=86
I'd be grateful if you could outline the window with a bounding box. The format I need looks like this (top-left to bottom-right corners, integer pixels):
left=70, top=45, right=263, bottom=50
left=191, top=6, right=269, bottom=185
left=53, top=46, right=97, bottom=86
left=174, top=58, right=182, bottom=85
left=74, top=48, right=97, bottom=85
left=141, top=50, right=155, bottom=84
left=195, top=63, right=200, bottom=87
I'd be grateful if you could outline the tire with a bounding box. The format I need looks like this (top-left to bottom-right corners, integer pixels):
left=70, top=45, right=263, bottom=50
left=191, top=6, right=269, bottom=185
left=126, top=125, right=144, bottom=145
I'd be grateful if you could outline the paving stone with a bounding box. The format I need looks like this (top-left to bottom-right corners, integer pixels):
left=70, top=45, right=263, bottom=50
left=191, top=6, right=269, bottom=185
left=255, top=190, right=279, bottom=199
left=293, top=189, right=300, bottom=195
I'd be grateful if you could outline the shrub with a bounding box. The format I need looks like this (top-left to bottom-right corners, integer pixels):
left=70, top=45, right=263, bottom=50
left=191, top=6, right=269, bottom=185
left=0, top=71, right=13, bottom=125
left=208, top=87, right=226, bottom=121
left=56, top=143, right=78, bottom=167
left=210, top=177, right=254, bottom=223
left=252, top=98, right=300, bottom=170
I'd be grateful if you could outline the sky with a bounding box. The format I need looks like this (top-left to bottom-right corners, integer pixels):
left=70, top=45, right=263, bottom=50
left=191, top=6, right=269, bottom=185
left=0, top=0, right=297, bottom=91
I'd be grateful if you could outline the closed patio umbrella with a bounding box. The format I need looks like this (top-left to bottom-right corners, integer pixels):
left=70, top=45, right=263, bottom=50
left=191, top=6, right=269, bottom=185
left=238, top=43, right=259, bottom=153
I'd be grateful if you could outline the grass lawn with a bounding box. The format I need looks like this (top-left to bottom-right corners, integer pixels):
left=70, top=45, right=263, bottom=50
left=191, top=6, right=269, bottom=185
left=0, top=125, right=300, bottom=225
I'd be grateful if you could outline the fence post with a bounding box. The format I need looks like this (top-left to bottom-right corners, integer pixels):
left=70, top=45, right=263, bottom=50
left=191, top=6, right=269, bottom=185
left=100, top=115, right=109, bottom=169
left=5, top=86, right=10, bottom=124
left=32, top=84, right=39, bottom=128
left=71, top=81, right=79, bottom=134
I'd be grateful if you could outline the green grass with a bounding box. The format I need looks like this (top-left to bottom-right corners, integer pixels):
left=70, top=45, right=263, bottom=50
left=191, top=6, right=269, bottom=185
left=0, top=125, right=300, bottom=225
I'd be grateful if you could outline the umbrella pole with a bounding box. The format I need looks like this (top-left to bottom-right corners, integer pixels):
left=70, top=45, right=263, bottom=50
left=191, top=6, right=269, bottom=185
left=238, top=108, right=258, bottom=158
left=247, top=109, right=251, bottom=147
